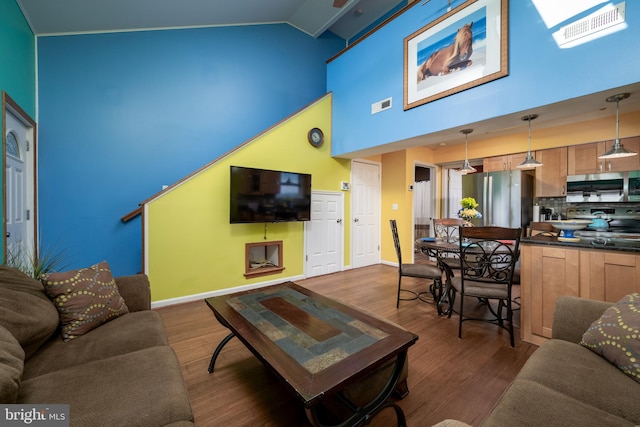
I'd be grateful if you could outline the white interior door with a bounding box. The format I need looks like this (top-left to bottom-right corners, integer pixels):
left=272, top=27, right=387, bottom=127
left=4, top=95, right=36, bottom=265
left=305, top=191, right=343, bottom=277
left=351, top=160, right=380, bottom=268
left=448, top=169, right=464, bottom=218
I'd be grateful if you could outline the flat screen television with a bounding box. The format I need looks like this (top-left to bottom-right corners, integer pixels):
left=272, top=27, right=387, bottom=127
left=230, top=166, right=312, bottom=224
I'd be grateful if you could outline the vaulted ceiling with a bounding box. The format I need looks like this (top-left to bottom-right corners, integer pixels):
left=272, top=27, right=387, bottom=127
left=16, top=0, right=406, bottom=40
left=14, top=0, right=640, bottom=154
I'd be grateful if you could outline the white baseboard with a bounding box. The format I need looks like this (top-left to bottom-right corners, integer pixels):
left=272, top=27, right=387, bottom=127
left=150, top=274, right=305, bottom=309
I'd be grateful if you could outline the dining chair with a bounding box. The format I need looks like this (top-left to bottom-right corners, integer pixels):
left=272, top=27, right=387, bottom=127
left=445, top=226, right=522, bottom=347
left=528, top=221, right=557, bottom=237
left=512, top=222, right=554, bottom=289
left=389, top=220, right=443, bottom=309
left=432, top=218, right=473, bottom=271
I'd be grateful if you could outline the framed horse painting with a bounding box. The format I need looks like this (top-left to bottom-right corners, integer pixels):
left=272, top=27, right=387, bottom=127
left=403, top=0, right=508, bottom=110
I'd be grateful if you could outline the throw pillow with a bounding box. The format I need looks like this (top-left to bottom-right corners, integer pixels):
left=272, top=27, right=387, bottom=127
left=0, top=325, right=24, bottom=404
left=581, top=292, right=640, bottom=383
left=41, top=261, right=129, bottom=342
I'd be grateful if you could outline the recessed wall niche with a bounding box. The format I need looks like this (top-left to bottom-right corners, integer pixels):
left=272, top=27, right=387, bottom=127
left=244, top=240, right=284, bottom=278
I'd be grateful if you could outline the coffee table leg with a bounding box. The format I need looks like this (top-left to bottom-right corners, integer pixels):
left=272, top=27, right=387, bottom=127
left=208, top=332, right=235, bottom=374
left=305, top=351, right=408, bottom=427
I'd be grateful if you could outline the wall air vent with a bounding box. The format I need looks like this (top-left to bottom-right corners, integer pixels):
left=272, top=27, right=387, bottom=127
left=371, top=97, right=392, bottom=115
left=554, top=2, right=626, bottom=48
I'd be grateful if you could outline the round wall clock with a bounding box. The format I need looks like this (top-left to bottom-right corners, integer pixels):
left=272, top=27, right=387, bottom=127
left=307, top=128, right=324, bottom=147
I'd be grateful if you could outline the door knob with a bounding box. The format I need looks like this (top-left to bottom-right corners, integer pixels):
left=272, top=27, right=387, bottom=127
left=5, top=232, right=10, bottom=238
left=354, top=218, right=359, bottom=223
left=337, top=219, right=342, bottom=224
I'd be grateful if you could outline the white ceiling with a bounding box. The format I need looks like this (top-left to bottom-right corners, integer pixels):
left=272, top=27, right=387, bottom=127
left=16, top=0, right=404, bottom=40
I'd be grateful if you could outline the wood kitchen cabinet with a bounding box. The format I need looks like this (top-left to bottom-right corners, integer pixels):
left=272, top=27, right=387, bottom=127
left=534, top=147, right=567, bottom=197
left=579, top=250, right=640, bottom=302
left=568, top=137, right=640, bottom=174
left=483, top=153, right=528, bottom=171
left=521, top=244, right=580, bottom=346
left=521, top=243, right=640, bottom=346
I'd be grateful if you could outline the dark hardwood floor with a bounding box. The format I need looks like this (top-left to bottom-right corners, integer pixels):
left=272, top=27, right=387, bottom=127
left=156, top=260, right=538, bottom=427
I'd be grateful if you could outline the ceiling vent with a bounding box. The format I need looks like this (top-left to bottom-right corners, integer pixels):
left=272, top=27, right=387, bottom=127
left=554, top=2, right=626, bottom=47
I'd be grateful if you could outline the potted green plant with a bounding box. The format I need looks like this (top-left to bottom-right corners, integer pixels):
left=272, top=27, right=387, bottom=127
left=5, top=243, right=69, bottom=279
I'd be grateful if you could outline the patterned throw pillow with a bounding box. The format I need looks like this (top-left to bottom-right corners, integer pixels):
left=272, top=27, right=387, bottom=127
left=581, top=293, right=640, bottom=383
left=41, top=261, right=129, bottom=342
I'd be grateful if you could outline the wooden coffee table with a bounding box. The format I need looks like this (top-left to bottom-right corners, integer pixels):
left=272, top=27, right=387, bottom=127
left=205, top=281, right=418, bottom=426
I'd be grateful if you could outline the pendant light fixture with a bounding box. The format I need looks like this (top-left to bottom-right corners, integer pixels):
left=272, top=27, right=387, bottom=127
left=599, top=93, right=635, bottom=159
left=458, top=128, right=477, bottom=174
left=517, top=114, right=543, bottom=169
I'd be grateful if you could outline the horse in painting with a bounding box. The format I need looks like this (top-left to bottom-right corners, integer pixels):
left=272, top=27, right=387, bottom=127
left=417, top=22, right=474, bottom=83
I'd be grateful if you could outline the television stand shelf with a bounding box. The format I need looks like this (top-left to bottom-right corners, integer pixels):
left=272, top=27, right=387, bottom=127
left=244, top=240, right=284, bottom=278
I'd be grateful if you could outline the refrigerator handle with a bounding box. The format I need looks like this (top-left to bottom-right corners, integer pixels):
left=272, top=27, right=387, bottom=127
left=487, top=175, right=493, bottom=226
left=483, top=176, right=489, bottom=226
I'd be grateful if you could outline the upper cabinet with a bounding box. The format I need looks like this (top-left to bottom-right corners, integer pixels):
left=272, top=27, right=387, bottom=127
left=535, top=147, right=568, bottom=197
left=483, top=153, right=529, bottom=171
left=567, top=142, right=603, bottom=175
left=568, top=137, right=640, bottom=175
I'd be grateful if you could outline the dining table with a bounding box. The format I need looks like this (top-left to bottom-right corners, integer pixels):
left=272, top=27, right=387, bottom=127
left=415, top=238, right=461, bottom=315
left=416, top=237, right=519, bottom=315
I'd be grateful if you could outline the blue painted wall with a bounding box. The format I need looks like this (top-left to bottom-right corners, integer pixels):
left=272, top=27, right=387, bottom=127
left=37, top=24, right=344, bottom=275
left=328, top=0, right=640, bottom=156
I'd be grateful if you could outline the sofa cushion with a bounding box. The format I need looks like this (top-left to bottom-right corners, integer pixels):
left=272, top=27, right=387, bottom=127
left=480, top=379, right=635, bottom=427
left=516, top=339, right=640, bottom=424
left=22, top=311, right=168, bottom=380
left=0, top=325, right=24, bottom=403
left=0, top=266, right=59, bottom=358
left=580, top=292, right=640, bottom=384
left=41, top=261, right=129, bottom=341
left=18, top=347, right=194, bottom=427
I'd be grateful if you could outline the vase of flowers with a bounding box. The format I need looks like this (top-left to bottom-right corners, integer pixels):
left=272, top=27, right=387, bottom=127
left=458, top=197, right=482, bottom=223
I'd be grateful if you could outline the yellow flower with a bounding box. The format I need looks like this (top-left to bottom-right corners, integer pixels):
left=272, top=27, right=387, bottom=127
left=460, top=197, right=479, bottom=209
left=458, top=198, right=482, bottom=220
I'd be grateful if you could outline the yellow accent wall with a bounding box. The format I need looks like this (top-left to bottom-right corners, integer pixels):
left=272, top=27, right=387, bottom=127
left=145, top=95, right=350, bottom=302
left=380, top=146, right=435, bottom=264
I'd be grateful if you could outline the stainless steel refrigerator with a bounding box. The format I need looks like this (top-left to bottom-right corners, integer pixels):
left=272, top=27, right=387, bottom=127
left=461, top=170, right=534, bottom=229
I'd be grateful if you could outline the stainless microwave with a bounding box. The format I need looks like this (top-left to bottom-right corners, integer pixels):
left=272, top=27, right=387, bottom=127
left=629, top=171, right=640, bottom=201
left=566, top=172, right=626, bottom=203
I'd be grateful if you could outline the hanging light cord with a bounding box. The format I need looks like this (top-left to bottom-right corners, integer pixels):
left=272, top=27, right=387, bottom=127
left=465, top=132, right=470, bottom=159
left=524, top=114, right=538, bottom=155
left=615, top=97, right=620, bottom=143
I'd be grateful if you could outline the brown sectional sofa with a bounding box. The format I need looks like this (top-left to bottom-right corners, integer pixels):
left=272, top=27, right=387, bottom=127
left=0, top=266, right=194, bottom=426
left=436, top=296, right=640, bottom=427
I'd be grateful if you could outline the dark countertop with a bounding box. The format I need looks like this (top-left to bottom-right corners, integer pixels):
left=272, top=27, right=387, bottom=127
left=521, top=234, right=640, bottom=253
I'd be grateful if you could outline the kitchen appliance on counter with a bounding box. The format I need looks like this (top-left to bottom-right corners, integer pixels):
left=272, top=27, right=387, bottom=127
left=462, top=170, right=534, bottom=229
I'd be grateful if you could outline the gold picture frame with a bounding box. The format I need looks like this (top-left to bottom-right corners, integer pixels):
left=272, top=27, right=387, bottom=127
left=403, top=0, right=508, bottom=110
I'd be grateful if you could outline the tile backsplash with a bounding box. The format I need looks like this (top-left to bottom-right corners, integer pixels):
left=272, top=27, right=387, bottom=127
left=535, top=197, right=568, bottom=219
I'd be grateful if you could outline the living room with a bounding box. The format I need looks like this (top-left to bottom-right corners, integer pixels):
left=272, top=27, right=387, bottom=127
left=1, top=0, right=639, bottom=425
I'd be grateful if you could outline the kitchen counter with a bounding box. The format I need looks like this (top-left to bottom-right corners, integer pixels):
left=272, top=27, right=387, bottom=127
left=520, top=233, right=640, bottom=346
left=521, top=233, right=640, bottom=253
